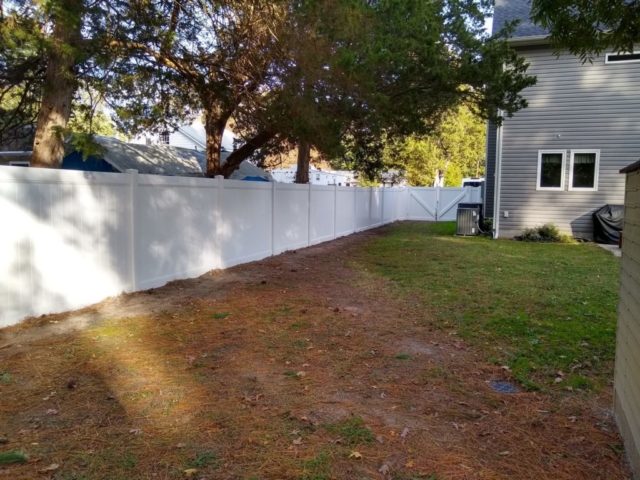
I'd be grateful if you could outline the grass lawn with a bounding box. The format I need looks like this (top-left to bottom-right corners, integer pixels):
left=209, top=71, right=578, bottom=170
left=352, top=222, right=620, bottom=391
left=0, top=222, right=627, bottom=480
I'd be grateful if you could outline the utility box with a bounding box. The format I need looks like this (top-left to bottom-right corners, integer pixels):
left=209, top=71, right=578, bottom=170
left=456, top=203, right=483, bottom=236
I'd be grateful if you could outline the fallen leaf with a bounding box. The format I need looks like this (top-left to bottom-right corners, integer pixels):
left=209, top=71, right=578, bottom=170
left=183, top=468, right=198, bottom=477
left=349, top=451, right=362, bottom=459
left=129, top=429, right=143, bottom=436
left=405, top=460, right=415, bottom=468
left=499, top=451, right=511, bottom=456
left=291, top=429, right=300, bottom=435
left=45, top=409, right=58, bottom=416
left=38, top=464, right=59, bottom=473
left=176, top=443, right=186, bottom=448
left=400, top=427, right=410, bottom=438
left=296, top=371, right=306, bottom=377
left=379, top=464, right=391, bottom=475
left=293, top=437, right=303, bottom=445
left=376, top=435, right=385, bottom=444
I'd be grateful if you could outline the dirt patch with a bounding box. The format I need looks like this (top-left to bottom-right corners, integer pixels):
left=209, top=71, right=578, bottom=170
left=0, top=227, right=630, bottom=479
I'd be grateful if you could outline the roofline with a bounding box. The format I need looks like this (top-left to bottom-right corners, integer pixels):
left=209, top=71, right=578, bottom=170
left=621, top=159, right=640, bottom=174
left=508, top=35, right=550, bottom=47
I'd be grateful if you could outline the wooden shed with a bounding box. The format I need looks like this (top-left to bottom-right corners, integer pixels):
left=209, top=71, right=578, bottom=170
left=615, top=159, right=640, bottom=476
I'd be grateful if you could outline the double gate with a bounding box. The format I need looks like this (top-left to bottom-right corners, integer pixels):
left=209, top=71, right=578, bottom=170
left=407, top=186, right=482, bottom=221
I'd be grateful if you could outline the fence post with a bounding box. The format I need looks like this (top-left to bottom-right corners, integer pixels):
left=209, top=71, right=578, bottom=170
left=215, top=175, right=224, bottom=268
left=126, top=169, right=138, bottom=292
left=307, top=183, right=312, bottom=246
left=353, top=186, right=357, bottom=233
left=333, top=184, right=338, bottom=239
left=271, top=181, right=277, bottom=255
left=381, top=185, right=385, bottom=225
left=369, top=186, right=373, bottom=229
left=436, top=185, right=440, bottom=222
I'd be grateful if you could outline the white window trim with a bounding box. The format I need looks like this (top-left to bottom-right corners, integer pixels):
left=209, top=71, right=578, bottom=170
left=536, top=150, right=566, bottom=191
left=9, top=161, right=30, bottom=167
left=605, top=52, right=640, bottom=64
left=569, top=149, right=600, bottom=192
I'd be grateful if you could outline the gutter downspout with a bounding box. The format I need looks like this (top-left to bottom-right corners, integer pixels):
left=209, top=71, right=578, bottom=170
left=482, top=123, right=491, bottom=216
left=493, top=114, right=504, bottom=239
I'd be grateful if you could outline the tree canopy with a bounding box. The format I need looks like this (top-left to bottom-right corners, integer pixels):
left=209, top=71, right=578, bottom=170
left=383, top=105, right=486, bottom=188
left=1, top=0, right=535, bottom=179
left=531, top=0, right=640, bottom=61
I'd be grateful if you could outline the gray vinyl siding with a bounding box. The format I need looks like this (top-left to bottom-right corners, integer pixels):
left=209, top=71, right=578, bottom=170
left=484, top=123, right=497, bottom=218
left=497, top=46, right=640, bottom=238
left=615, top=165, right=640, bottom=477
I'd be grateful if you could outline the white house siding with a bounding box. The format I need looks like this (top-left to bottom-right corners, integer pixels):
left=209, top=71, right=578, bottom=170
left=169, top=130, right=203, bottom=151
left=497, top=46, right=640, bottom=238
left=615, top=164, right=640, bottom=477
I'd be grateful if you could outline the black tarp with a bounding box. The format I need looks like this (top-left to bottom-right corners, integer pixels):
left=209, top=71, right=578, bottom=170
left=593, top=205, right=624, bottom=245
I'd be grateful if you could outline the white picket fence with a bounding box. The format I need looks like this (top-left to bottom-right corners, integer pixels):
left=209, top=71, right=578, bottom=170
left=0, top=166, right=481, bottom=327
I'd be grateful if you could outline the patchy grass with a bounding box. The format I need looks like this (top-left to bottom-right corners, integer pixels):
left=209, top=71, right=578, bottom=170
left=352, top=222, right=620, bottom=390
left=324, top=417, right=374, bottom=446
left=0, top=223, right=627, bottom=479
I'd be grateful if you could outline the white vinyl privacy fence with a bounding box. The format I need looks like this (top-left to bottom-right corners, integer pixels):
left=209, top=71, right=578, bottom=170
left=0, top=166, right=481, bottom=327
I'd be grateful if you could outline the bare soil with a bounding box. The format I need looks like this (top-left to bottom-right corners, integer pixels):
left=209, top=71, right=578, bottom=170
left=0, top=227, right=630, bottom=479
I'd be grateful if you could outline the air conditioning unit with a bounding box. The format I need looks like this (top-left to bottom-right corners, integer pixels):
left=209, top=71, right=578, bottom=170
left=456, top=203, right=483, bottom=236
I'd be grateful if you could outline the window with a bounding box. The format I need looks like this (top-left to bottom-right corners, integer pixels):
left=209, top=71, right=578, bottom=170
left=606, top=53, right=640, bottom=64
left=159, top=131, right=170, bottom=145
left=537, top=150, right=566, bottom=190
left=9, top=161, right=30, bottom=167
left=569, top=150, right=600, bottom=191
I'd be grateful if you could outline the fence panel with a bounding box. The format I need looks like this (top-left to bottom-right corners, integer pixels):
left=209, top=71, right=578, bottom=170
left=336, top=187, right=356, bottom=237
left=355, top=188, right=372, bottom=232
left=219, top=180, right=272, bottom=268
left=438, top=188, right=468, bottom=222
left=274, top=183, right=310, bottom=254
left=136, top=175, right=218, bottom=290
left=310, top=185, right=336, bottom=245
left=408, top=187, right=438, bottom=221
left=371, top=188, right=383, bottom=227
left=0, top=168, right=132, bottom=327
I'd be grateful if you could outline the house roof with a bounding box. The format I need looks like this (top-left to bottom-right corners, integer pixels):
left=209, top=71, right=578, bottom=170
left=73, top=136, right=272, bottom=180
left=91, top=136, right=207, bottom=176
left=621, top=160, right=640, bottom=174
left=494, top=0, right=548, bottom=39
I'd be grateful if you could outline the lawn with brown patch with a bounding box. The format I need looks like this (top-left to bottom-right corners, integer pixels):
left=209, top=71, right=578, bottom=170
left=0, top=223, right=629, bottom=479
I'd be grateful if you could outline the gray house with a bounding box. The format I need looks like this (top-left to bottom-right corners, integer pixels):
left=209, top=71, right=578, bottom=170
left=485, top=0, right=640, bottom=239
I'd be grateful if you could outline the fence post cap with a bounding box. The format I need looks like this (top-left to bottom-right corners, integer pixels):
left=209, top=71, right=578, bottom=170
left=125, top=169, right=138, bottom=174
left=214, top=175, right=224, bottom=180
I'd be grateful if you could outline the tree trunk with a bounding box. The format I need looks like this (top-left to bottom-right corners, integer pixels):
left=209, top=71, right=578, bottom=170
left=295, top=140, right=311, bottom=184
left=204, top=110, right=227, bottom=177
left=220, top=130, right=276, bottom=178
left=31, top=1, right=82, bottom=168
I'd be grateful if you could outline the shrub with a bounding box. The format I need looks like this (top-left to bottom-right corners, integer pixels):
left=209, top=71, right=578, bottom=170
left=517, top=223, right=574, bottom=243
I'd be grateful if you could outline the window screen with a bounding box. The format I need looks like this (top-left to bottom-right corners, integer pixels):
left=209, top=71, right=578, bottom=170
left=571, top=153, right=597, bottom=189
left=539, top=153, right=564, bottom=188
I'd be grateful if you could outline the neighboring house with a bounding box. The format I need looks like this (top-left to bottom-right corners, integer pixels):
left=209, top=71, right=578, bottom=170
left=381, top=170, right=407, bottom=188
left=270, top=165, right=358, bottom=186
left=485, top=0, right=640, bottom=239
left=130, top=117, right=236, bottom=152
left=63, top=136, right=273, bottom=181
